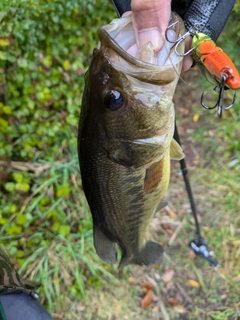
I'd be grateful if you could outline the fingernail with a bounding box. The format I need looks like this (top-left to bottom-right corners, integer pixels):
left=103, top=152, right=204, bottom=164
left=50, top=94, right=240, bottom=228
left=137, top=28, right=164, bottom=52
left=122, top=11, right=132, bottom=17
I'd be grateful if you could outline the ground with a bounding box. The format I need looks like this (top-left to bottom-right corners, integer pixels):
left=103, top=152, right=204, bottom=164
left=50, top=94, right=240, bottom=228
left=1, top=57, right=239, bottom=320
left=53, top=69, right=240, bottom=320
left=0, top=2, right=239, bottom=319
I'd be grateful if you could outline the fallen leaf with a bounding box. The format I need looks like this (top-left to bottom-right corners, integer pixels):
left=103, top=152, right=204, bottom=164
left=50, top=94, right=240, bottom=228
left=174, top=305, right=188, bottom=313
left=163, top=281, right=173, bottom=292
left=179, top=209, right=188, bottom=215
left=164, top=228, right=174, bottom=236
left=128, top=277, right=136, bottom=284
left=141, top=281, right=154, bottom=291
left=141, top=290, right=153, bottom=308
left=167, top=297, right=179, bottom=306
left=162, top=269, right=175, bottom=283
left=187, top=279, right=200, bottom=288
left=183, top=203, right=190, bottom=210
left=76, top=304, right=85, bottom=311
left=152, top=294, right=159, bottom=303
left=177, top=193, right=184, bottom=201
left=221, top=269, right=227, bottom=276
left=164, top=206, right=176, bottom=218
left=193, top=114, right=200, bottom=122
left=152, top=306, right=158, bottom=312
left=189, top=250, right=196, bottom=259
left=208, top=130, right=215, bottom=137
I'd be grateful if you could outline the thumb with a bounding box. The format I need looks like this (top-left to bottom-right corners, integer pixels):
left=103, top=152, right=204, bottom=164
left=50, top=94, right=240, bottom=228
left=131, top=0, right=171, bottom=52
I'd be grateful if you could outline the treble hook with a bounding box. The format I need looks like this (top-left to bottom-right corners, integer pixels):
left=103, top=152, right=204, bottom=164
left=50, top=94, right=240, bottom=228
left=165, top=21, right=197, bottom=56
left=201, top=67, right=237, bottom=118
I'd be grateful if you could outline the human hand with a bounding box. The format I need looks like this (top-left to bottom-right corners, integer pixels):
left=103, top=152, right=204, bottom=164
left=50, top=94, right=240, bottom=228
left=131, top=0, right=171, bottom=53
left=129, top=0, right=194, bottom=71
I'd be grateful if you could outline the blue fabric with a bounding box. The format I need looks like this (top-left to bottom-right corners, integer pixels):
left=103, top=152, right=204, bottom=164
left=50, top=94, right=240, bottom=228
left=0, top=293, right=53, bottom=320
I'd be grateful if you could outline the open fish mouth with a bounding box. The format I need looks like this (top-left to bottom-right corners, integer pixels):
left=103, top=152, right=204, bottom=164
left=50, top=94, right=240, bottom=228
left=98, top=12, right=185, bottom=83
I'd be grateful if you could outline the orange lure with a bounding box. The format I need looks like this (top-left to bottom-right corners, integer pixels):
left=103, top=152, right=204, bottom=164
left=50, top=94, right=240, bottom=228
left=192, top=33, right=240, bottom=90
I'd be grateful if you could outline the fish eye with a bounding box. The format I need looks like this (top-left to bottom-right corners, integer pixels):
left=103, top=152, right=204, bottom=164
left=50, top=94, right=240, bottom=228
left=104, top=90, right=124, bottom=111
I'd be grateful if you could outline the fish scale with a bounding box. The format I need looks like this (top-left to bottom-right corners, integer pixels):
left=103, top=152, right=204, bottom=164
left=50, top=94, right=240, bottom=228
left=78, top=12, right=185, bottom=267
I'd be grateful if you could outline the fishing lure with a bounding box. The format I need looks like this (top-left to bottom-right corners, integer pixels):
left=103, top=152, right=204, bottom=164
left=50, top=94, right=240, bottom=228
left=166, top=23, right=240, bottom=118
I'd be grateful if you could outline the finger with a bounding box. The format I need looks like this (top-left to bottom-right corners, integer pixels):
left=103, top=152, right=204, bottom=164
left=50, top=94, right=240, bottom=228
left=131, top=0, right=171, bottom=52
left=182, top=54, right=194, bottom=73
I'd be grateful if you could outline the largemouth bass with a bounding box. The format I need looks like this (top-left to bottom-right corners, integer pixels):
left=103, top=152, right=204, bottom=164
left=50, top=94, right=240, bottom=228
left=78, top=13, right=185, bottom=267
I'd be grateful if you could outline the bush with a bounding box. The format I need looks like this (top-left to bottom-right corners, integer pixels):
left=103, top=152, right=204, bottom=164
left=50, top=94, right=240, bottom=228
left=0, top=0, right=117, bottom=310
left=0, top=0, right=115, bottom=162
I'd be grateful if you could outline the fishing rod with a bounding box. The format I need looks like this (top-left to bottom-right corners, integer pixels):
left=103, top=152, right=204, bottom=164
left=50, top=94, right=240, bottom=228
left=173, top=123, right=219, bottom=267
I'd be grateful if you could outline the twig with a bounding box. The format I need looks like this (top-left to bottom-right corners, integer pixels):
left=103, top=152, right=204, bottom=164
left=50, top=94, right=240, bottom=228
left=163, top=252, right=177, bottom=268
left=145, top=276, right=169, bottom=320
left=0, top=160, right=61, bottom=173
left=175, top=282, right=193, bottom=304
left=168, top=218, right=186, bottom=246
left=159, top=219, right=181, bottom=226
left=155, top=286, right=170, bottom=320
left=190, top=261, right=206, bottom=291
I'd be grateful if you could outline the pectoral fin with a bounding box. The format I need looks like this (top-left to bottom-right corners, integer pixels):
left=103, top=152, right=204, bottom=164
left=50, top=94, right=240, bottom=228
left=144, top=159, right=164, bottom=194
left=156, top=200, right=168, bottom=211
left=93, top=225, right=117, bottom=264
left=170, top=139, right=185, bottom=160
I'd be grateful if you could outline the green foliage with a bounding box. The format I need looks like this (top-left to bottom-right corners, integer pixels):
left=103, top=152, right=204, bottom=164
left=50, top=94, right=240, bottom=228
left=0, top=0, right=115, bottom=161
left=0, top=1, right=239, bottom=318
left=234, top=0, right=240, bottom=13
left=0, top=0, right=117, bottom=313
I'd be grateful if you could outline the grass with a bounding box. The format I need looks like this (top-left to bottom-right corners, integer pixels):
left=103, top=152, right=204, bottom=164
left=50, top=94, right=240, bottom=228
left=0, top=6, right=240, bottom=320
left=1, top=151, right=119, bottom=315
left=2, top=82, right=239, bottom=319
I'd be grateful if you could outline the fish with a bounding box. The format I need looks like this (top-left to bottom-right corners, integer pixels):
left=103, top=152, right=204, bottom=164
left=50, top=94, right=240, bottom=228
left=78, top=12, right=185, bottom=267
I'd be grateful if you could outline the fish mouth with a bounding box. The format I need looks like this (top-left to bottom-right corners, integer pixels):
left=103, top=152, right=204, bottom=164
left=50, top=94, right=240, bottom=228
left=98, top=12, right=185, bottom=83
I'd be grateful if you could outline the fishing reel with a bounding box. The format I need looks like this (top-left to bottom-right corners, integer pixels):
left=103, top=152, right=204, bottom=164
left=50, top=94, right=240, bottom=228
left=189, top=237, right=219, bottom=267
